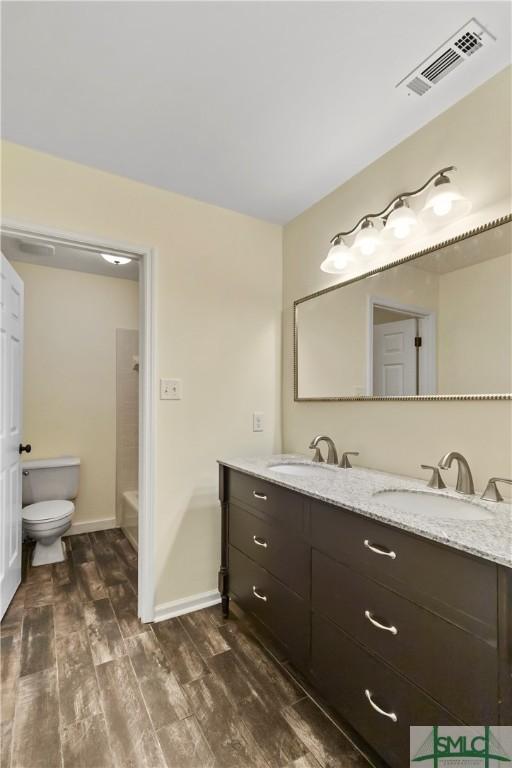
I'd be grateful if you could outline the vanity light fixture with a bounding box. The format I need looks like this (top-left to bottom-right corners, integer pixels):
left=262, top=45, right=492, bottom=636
left=101, top=253, right=132, bottom=265
left=323, top=166, right=470, bottom=273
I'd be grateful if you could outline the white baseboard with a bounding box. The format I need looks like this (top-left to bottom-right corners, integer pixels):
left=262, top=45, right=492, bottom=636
left=153, top=589, right=221, bottom=622
left=65, top=517, right=118, bottom=536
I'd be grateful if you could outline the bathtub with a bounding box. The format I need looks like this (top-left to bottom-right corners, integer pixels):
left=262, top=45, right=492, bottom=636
left=121, top=490, right=138, bottom=550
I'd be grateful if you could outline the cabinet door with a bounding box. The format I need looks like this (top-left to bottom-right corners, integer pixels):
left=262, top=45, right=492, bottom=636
left=311, top=613, right=460, bottom=768
left=229, top=545, right=309, bottom=670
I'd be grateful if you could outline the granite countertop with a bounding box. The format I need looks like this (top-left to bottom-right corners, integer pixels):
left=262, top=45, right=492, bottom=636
left=218, top=454, right=512, bottom=568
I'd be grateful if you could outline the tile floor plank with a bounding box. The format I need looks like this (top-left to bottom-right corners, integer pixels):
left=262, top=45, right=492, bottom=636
left=0, top=585, right=26, bottom=636
left=126, top=631, right=190, bottom=729
left=23, top=566, right=55, bottom=609
left=89, top=532, right=129, bottom=587
left=95, top=656, right=166, bottom=768
left=75, top=561, right=108, bottom=602
left=285, top=755, right=323, bottom=768
left=282, top=698, right=369, bottom=768
left=180, top=609, right=231, bottom=659
left=19, top=604, right=55, bottom=678
left=69, top=534, right=95, bottom=564
left=156, top=715, right=216, bottom=768
left=11, top=668, right=61, bottom=768
left=219, top=620, right=303, bottom=709
left=53, top=600, right=85, bottom=637
left=108, top=583, right=149, bottom=638
left=1, top=629, right=21, bottom=724
left=209, top=650, right=307, bottom=767
left=61, top=713, right=112, bottom=768
left=56, top=630, right=102, bottom=725
left=1, top=720, right=13, bottom=768
left=83, top=599, right=125, bottom=665
left=152, top=618, right=208, bottom=684
left=184, top=672, right=269, bottom=768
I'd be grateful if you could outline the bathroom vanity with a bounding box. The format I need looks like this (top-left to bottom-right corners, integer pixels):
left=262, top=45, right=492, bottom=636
left=218, top=457, right=512, bottom=768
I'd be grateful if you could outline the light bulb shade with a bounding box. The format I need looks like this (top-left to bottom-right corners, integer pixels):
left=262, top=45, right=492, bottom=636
left=422, top=176, right=471, bottom=220
left=354, top=221, right=380, bottom=257
left=320, top=239, right=352, bottom=274
left=384, top=203, right=418, bottom=240
left=101, top=253, right=132, bottom=265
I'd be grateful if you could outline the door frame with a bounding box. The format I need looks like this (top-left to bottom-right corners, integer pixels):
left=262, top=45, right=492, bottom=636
left=367, top=295, right=437, bottom=396
left=0, top=219, right=156, bottom=622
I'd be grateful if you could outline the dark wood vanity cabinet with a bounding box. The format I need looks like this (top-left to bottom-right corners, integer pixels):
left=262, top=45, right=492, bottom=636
left=219, top=465, right=512, bottom=768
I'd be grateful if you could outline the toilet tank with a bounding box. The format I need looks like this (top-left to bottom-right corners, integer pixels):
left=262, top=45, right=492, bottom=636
left=22, top=456, right=80, bottom=505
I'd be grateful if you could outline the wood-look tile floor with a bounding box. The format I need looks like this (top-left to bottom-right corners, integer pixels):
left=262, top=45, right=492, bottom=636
left=1, top=530, right=372, bottom=768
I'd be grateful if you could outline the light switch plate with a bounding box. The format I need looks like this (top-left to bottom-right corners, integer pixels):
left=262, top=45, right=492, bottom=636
left=160, top=378, right=182, bottom=400
left=253, top=412, right=264, bottom=432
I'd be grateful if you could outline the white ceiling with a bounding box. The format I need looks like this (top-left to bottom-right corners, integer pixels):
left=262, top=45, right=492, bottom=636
left=2, top=235, right=140, bottom=282
left=2, top=2, right=510, bottom=223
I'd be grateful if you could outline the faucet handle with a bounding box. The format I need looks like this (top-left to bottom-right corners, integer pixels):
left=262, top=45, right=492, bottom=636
left=421, top=464, right=446, bottom=490
left=310, top=447, right=325, bottom=463
left=481, top=477, right=512, bottom=503
left=339, top=452, right=359, bottom=469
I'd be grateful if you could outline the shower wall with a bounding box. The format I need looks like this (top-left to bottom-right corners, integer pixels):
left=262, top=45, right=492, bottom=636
left=116, top=328, right=139, bottom=545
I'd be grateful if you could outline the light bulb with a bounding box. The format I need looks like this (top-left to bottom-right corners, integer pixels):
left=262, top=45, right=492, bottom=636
left=354, top=221, right=380, bottom=257
left=320, top=238, right=352, bottom=274
left=423, top=174, right=471, bottom=220
left=432, top=194, right=453, bottom=217
left=384, top=202, right=418, bottom=240
left=101, top=253, right=132, bottom=265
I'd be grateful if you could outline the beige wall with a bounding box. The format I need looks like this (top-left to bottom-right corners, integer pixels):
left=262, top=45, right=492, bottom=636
left=1, top=140, right=283, bottom=608
left=283, top=66, right=512, bottom=495
left=12, top=261, right=138, bottom=525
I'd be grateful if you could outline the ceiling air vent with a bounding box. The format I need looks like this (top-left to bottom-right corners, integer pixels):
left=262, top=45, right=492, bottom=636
left=396, top=18, right=495, bottom=97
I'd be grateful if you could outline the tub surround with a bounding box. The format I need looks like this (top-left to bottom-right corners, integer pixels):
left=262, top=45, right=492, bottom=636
left=219, top=454, right=512, bottom=568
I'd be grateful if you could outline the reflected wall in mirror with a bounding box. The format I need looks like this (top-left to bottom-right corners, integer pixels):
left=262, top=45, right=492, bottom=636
left=295, top=216, right=512, bottom=400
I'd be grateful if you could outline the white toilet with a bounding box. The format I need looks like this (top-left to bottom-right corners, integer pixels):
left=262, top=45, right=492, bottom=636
left=22, top=456, right=80, bottom=566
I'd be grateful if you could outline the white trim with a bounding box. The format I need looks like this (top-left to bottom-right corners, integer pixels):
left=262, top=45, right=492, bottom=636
left=66, top=518, right=118, bottom=536
left=367, top=294, right=437, bottom=396
left=153, top=590, right=221, bottom=622
left=0, top=218, right=156, bottom=622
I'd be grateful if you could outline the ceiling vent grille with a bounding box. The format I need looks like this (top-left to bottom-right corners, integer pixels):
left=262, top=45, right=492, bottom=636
left=396, top=18, right=495, bottom=97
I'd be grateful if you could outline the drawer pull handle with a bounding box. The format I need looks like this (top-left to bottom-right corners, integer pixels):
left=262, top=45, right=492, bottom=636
left=253, top=491, right=268, bottom=501
left=252, top=586, right=268, bottom=602
left=364, top=611, right=398, bottom=635
left=364, top=690, right=397, bottom=723
left=364, top=539, right=396, bottom=559
left=253, top=535, right=268, bottom=549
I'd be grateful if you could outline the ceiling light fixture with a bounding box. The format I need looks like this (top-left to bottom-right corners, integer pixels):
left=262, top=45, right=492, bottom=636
left=323, top=166, right=470, bottom=273
left=101, top=253, right=132, bottom=265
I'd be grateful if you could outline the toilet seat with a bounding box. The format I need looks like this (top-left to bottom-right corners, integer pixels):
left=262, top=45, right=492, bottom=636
left=23, top=500, right=74, bottom=523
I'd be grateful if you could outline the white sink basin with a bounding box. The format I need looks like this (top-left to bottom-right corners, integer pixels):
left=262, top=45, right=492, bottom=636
left=373, top=489, right=494, bottom=521
left=269, top=463, right=334, bottom=477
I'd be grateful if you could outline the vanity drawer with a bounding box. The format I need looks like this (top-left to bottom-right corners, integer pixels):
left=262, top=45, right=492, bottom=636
left=228, top=470, right=307, bottom=534
left=229, top=545, right=309, bottom=669
left=229, top=503, right=309, bottom=597
left=312, top=549, right=498, bottom=723
left=311, top=500, right=497, bottom=640
left=311, top=613, right=460, bottom=768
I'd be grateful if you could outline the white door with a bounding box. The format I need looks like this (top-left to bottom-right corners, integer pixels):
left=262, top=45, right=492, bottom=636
left=1, top=254, right=23, bottom=619
left=373, top=318, right=416, bottom=396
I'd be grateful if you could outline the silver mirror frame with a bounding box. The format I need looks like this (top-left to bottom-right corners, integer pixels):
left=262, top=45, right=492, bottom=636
left=293, top=213, right=512, bottom=402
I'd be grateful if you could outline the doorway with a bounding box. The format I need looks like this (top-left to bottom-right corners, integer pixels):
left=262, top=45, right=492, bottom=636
left=0, top=221, right=155, bottom=622
left=368, top=296, right=436, bottom=397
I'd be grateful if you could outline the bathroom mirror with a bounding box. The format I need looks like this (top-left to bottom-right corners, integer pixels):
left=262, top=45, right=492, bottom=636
left=294, top=215, right=512, bottom=401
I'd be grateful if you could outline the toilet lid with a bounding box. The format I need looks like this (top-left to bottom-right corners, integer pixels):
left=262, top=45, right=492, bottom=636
left=23, top=500, right=74, bottom=522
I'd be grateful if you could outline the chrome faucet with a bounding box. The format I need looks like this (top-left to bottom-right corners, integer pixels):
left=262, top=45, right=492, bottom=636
left=438, top=451, right=475, bottom=495
left=309, top=435, right=338, bottom=465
